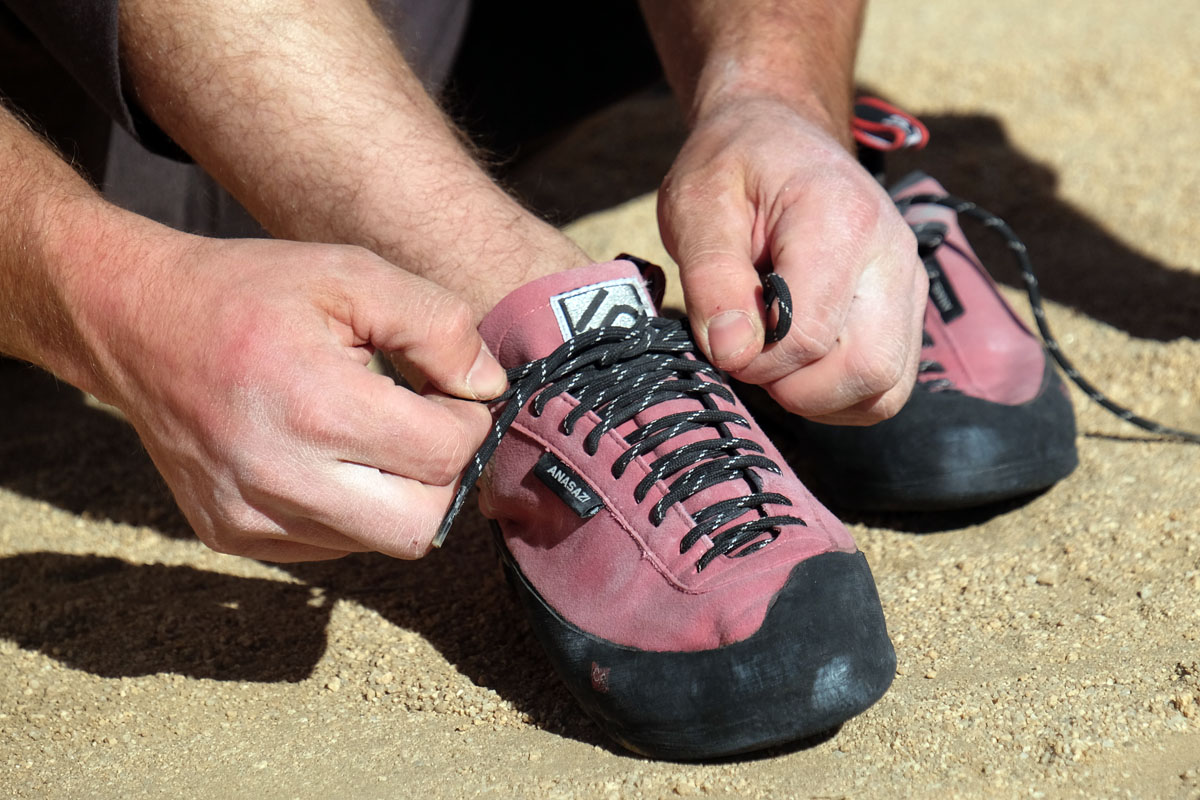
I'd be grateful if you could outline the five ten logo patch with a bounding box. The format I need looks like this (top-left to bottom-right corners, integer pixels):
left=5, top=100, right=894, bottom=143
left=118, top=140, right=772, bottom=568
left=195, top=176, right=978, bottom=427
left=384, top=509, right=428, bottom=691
left=533, top=452, right=604, bottom=518
left=550, top=277, right=655, bottom=342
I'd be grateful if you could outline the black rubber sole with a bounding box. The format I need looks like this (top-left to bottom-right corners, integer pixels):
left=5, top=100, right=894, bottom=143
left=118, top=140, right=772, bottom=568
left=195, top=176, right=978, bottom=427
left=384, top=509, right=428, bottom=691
left=493, top=523, right=896, bottom=760
left=743, top=357, right=1079, bottom=512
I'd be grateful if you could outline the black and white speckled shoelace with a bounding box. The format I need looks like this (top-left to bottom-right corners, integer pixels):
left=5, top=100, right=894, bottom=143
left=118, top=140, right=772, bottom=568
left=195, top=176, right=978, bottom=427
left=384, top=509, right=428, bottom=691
left=434, top=286, right=804, bottom=569
left=898, top=192, right=1200, bottom=445
left=911, top=222, right=959, bottom=393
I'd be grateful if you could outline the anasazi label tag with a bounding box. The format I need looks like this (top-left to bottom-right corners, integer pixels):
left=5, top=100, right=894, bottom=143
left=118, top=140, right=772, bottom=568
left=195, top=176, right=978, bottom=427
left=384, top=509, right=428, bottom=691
left=924, top=255, right=964, bottom=323
left=533, top=451, right=604, bottom=519
left=549, top=277, right=655, bottom=342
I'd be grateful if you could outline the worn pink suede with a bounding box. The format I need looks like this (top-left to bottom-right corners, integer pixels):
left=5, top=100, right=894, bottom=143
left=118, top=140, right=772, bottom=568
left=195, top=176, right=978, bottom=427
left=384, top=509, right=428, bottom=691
left=477, top=260, right=856, bottom=652
left=896, top=175, right=1047, bottom=405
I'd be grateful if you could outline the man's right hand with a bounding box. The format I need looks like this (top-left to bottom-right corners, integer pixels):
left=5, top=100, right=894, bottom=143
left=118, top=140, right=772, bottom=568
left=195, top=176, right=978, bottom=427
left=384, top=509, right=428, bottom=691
left=81, top=225, right=505, bottom=562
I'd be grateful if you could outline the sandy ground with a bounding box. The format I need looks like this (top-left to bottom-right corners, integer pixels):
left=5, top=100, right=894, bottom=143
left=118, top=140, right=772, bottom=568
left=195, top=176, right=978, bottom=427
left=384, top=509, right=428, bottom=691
left=3, top=1, right=1199, bottom=797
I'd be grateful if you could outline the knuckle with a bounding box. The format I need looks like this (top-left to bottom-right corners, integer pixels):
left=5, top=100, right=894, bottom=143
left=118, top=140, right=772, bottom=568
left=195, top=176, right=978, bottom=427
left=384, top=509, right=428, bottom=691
left=309, top=244, right=378, bottom=287
left=768, top=389, right=810, bottom=418
left=215, top=493, right=272, bottom=539
left=436, top=295, right=476, bottom=343
left=384, top=273, right=475, bottom=351
left=197, top=510, right=258, bottom=555
left=427, top=427, right=474, bottom=486
left=287, top=394, right=339, bottom=440
left=785, top=321, right=837, bottom=363
left=851, top=351, right=907, bottom=399
left=892, top=220, right=919, bottom=254
left=877, top=209, right=922, bottom=268
left=460, top=402, right=494, bottom=444
left=202, top=531, right=245, bottom=557
left=425, top=453, right=464, bottom=488
left=846, top=391, right=908, bottom=426
left=337, top=243, right=386, bottom=272
left=870, top=391, right=909, bottom=421
left=280, top=379, right=361, bottom=451
left=844, top=191, right=885, bottom=235
left=408, top=403, right=479, bottom=486
left=226, top=448, right=318, bottom=521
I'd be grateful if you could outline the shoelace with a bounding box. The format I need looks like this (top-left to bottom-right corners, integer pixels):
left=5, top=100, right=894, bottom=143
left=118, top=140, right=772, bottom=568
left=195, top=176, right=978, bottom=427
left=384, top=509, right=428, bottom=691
left=897, top=192, right=1200, bottom=445
left=915, top=330, right=954, bottom=392
left=912, top=223, right=957, bottom=392
left=435, top=283, right=804, bottom=570
left=854, top=97, right=1197, bottom=440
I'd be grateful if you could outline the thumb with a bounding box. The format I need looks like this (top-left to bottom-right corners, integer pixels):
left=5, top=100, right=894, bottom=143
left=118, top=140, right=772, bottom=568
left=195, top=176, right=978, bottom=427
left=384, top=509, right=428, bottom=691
left=658, top=188, right=765, bottom=372
left=351, top=266, right=508, bottom=401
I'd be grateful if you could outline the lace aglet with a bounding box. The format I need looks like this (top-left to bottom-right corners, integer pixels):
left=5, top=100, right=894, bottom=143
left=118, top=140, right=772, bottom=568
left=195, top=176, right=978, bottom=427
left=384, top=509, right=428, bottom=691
left=432, top=482, right=472, bottom=548
left=431, top=522, right=451, bottom=549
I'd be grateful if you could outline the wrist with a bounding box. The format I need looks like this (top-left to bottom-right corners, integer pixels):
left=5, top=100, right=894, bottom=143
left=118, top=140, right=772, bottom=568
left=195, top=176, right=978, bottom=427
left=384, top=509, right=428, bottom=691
left=690, top=58, right=851, bottom=145
left=641, top=1, right=863, bottom=149
left=37, top=196, right=182, bottom=405
left=6, top=189, right=112, bottom=396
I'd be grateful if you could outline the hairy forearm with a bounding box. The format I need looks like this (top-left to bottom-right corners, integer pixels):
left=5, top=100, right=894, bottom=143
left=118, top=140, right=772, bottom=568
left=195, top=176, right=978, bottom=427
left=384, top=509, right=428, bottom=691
left=119, top=0, right=588, bottom=318
left=0, top=105, right=132, bottom=396
left=637, top=0, right=865, bottom=142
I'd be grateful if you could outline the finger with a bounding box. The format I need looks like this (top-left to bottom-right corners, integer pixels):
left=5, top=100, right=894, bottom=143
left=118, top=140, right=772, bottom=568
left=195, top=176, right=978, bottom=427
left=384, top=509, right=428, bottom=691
left=802, top=264, right=927, bottom=425
left=659, top=177, right=766, bottom=372
left=226, top=459, right=461, bottom=559
left=729, top=187, right=878, bottom=386
left=762, top=258, right=923, bottom=418
left=342, top=262, right=507, bottom=401
left=293, top=462, right=462, bottom=559
left=202, top=526, right=362, bottom=563
left=237, top=541, right=356, bottom=563
left=798, top=330, right=921, bottom=426
left=303, top=358, right=492, bottom=487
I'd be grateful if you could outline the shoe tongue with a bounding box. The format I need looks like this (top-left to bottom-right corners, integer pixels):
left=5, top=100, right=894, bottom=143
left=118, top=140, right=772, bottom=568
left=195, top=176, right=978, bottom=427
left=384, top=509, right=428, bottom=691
left=479, top=260, right=659, bottom=368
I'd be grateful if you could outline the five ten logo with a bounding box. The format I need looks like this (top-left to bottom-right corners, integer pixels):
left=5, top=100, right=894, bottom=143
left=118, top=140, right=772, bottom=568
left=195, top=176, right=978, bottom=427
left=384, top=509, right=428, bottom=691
left=550, top=278, right=655, bottom=341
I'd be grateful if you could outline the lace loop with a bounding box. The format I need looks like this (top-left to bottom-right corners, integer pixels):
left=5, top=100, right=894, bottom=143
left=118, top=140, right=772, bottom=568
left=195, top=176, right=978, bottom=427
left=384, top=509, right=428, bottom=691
left=762, top=272, right=793, bottom=343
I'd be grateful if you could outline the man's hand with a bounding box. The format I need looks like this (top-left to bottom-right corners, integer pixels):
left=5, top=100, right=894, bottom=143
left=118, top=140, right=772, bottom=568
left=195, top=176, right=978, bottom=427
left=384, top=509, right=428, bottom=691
left=1, top=100, right=504, bottom=564
left=639, top=0, right=927, bottom=424
left=81, top=226, right=505, bottom=562
left=659, top=96, right=926, bottom=424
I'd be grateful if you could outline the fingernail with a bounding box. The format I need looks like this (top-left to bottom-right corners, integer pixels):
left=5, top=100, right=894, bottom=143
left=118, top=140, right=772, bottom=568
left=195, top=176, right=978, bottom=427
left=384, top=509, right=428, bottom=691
left=466, top=343, right=507, bottom=400
left=707, top=310, right=755, bottom=364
